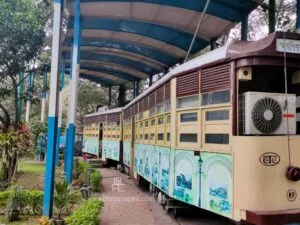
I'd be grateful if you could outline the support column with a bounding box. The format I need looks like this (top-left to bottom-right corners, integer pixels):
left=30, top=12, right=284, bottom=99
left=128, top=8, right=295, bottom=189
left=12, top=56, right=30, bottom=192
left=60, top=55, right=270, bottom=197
left=25, top=73, right=32, bottom=123
left=149, top=75, right=153, bottom=87
left=136, top=80, right=140, bottom=96
left=133, top=81, right=136, bottom=98
left=41, top=71, right=48, bottom=123
left=297, top=0, right=300, bottom=33
left=42, top=0, right=64, bottom=218
left=17, top=72, right=24, bottom=122
left=210, top=39, right=217, bottom=50
left=269, top=0, right=276, bottom=34
left=56, top=59, right=65, bottom=167
left=241, top=14, right=248, bottom=41
left=66, top=0, right=81, bottom=184
left=108, top=86, right=112, bottom=106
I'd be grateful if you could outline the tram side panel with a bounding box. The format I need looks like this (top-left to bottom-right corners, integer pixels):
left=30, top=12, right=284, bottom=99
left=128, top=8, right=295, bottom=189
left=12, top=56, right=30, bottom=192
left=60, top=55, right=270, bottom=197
left=82, top=117, right=100, bottom=157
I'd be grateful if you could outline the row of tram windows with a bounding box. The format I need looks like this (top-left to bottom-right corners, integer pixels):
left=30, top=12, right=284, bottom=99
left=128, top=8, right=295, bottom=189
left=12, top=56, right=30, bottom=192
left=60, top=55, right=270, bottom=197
left=125, top=89, right=232, bottom=150
left=103, top=121, right=121, bottom=141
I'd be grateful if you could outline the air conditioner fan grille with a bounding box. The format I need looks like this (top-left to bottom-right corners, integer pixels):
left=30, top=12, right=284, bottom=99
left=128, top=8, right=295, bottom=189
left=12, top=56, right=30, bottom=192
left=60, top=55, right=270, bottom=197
left=252, top=98, right=282, bottom=134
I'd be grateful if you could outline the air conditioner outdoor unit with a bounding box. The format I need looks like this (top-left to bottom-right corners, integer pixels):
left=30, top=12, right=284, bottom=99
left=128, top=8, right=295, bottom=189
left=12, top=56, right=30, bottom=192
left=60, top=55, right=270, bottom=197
left=239, top=92, right=296, bottom=135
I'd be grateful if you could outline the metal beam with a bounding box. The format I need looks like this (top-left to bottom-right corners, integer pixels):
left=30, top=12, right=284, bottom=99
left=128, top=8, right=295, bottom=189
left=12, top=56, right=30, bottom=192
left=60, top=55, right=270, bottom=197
left=66, top=0, right=80, bottom=184
left=149, top=75, right=153, bottom=87
left=108, top=86, right=112, bottom=106
left=43, top=0, right=64, bottom=218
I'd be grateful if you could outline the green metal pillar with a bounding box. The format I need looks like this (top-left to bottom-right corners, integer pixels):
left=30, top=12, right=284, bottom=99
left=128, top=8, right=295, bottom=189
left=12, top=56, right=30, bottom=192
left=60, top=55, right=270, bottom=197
left=269, top=0, right=276, bottom=34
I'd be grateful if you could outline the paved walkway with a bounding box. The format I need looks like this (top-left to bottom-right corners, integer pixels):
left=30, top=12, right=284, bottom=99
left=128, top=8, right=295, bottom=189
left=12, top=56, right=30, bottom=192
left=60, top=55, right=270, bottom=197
left=99, top=168, right=177, bottom=225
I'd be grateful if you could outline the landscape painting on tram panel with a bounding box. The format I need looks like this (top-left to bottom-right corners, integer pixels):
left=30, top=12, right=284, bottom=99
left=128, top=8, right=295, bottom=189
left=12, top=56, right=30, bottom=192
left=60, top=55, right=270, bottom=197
left=200, top=152, right=233, bottom=218
left=123, top=141, right=131, bottom=166
left=83, top=137, right=99, bottom=155
left=103, top=140, right=120, bottom=161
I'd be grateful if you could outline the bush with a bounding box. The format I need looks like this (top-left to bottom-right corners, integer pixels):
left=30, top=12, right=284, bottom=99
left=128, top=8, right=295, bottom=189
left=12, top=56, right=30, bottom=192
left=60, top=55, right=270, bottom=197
left=0, top=189, right=43, bottom=215
left=65, top=198, right=103, bottom=225
left=90, top=171, right=102, bottom=192
left=73, top=160, right=89, bottom=179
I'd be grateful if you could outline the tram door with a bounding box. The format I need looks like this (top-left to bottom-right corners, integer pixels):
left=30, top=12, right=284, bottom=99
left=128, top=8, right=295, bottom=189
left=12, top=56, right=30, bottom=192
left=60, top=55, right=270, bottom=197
left=98, top=123, right=103, bottom=159
left=130, top=117, right=136, bottom=177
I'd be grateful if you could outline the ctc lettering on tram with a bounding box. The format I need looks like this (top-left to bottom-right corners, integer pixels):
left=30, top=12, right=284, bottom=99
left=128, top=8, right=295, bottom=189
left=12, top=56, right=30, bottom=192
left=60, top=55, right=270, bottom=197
left=259, top=152, right=280, bottom=166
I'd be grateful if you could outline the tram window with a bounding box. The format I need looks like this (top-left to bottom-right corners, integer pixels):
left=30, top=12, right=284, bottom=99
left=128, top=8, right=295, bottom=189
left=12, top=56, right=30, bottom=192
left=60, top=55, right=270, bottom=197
left=157, top=103, right=164, bottom=114
left=177, top=95, right=199, bottom=109
left=180, top=133, right=197, bottom=143
left=205, top=110, right=229, bottom=121
left=167, top=133, right=170, bottom=142
left=165, top=100, right=171, bottom=112
left=167, top=115, right=171, bottom=124
left=205, top=134, right=229, bottom=144
left=157, top=133, right=164, bottom=141
left=140, top=134, right=143, bottom=140
left=139, top=113, right=143, bottom=120
left=202, top=90, right=230, bottom=106
left=151, top=119, right=156, bottom=126
left=145, top=120, right=149, bottom=127
left=180, top=113, right=198, bottom=122
left=158, top=117, right=164, bottom=125
left=150, top=133, right=155, bottom=140
left=140, top=122, right=143, bottom=128
left=150, top=107, right=156, bottom=117
left=144, top=134, right=149, bottom=140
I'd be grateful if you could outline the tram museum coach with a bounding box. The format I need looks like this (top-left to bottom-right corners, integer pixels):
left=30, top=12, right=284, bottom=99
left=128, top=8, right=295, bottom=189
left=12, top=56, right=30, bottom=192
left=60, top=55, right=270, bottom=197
left=82, top=32, right=300, bottom=225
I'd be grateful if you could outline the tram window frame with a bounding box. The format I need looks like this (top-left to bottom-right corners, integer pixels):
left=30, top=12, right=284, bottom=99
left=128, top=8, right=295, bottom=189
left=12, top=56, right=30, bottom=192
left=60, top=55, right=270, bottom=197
left=157, top=103, right=165, bottom=114
left=205, top=110, right=230, bottom=121
left=166, top=133, right=170, bottom=142
left=151, top=119, right=156, bottom=126
left=202, top=90, right=230, bottom=106
left=150, top=133, right=155, bottom=141
left=205, top=133, right=229, bottom=145
left=149, top=107, right=156, bottom=117
left=180, top=133, right=198, bottom=143
left=177, top=95, right=199, bottom=109
left=165, top=100, right=171, bottom=112
left=145, top=120, right=149, bottom=127
left=158, top=116, right=164, bottom=125
left=180, top=112, right=198, bottom=123
left=157, top=133, right=164, bottom=141
left=166, top=115, right=171, bottom=124
left=144, top=134, right=149, bottom=140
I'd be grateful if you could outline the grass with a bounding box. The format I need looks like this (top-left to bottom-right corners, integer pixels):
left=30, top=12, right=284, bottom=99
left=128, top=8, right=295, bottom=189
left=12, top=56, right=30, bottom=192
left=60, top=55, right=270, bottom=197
left=19, top=161, right=45, bottom=173
left=0, top=215, right=39, bottom=225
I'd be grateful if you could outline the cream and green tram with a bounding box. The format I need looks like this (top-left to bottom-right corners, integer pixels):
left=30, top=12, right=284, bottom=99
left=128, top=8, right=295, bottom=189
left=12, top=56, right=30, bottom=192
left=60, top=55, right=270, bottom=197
left=120, top=32, right=300, bottom=225
left=83, top=107, right=123, bottom=163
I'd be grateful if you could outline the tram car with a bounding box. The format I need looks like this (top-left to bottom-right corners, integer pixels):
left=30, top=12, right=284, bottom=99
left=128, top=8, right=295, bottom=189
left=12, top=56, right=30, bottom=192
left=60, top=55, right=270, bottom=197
left=83, top=32, right=300, bottom=225
left=83, top=107, right=122, bottom=163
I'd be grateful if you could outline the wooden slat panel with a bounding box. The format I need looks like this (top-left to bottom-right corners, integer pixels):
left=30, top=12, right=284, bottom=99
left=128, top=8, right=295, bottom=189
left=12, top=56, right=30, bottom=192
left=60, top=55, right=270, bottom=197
left=149, top=91, right=156, bottom=108
left=201, top=63, right=231, bottom=93
left=156, top=86, right=164, bottom=104
left=177, top=72, right=199, bottom=97
left=99, top=115, right=106, bottom=123
left=165, top=82, right=171, bottom=100
left=144, top=95, right=149, bottom=111
left=139, top=99, right=144, bottom=112
left=107, top=113, right=120, bottom=122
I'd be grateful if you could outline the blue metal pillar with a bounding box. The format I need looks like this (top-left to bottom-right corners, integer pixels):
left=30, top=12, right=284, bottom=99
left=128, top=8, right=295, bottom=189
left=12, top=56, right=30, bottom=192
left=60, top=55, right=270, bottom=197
left=241, top=14, right=248, bottom=41
left=43, top=0, right=64, bottom=218
left=297, top=0, right=300, bottom=33
left=66, top=0, right=81, bottom=184
left=56, top=58, right=65, bottom=167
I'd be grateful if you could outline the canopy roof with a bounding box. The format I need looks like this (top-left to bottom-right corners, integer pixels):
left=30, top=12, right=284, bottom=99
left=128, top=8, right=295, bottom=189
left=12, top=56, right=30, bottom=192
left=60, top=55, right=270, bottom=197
left=64, top=0, right=262, bottom=86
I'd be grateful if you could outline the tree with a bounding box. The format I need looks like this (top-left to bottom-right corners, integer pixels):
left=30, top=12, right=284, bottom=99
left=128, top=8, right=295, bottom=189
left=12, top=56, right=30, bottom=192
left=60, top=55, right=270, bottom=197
left=0, top=0, right=48, bottom=129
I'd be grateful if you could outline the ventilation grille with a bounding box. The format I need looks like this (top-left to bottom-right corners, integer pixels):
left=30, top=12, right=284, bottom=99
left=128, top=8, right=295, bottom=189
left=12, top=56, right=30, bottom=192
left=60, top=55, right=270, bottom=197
left=201, top=64, right=231, bottom=93
left=107, top=113, right=120, bottom=122
left=99, top=115, right=106, bottom=123
left=165, top=82, right=171, bottom=100
left=156, top=86, right=164, bottom=104
left=177, top=72, right=199, bottom=97
left=139, top=100, right=144, bottom=112
left=149, top=91, right=156, bottom=108
left=144, top=95, right=149, bottom=111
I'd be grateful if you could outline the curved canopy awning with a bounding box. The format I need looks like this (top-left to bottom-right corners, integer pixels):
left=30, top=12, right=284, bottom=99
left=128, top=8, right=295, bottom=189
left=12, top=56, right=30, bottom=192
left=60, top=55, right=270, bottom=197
left=64, top=0, right=262, bottom=86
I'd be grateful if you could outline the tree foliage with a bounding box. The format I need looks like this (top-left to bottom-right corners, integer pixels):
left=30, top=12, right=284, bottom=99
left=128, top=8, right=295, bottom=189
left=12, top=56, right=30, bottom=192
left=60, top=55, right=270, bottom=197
left=0, top=0, right=48, bottom=129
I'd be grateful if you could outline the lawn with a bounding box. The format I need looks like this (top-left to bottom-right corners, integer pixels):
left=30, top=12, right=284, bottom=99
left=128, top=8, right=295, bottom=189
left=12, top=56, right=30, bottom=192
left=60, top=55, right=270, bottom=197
left=0, top=215, right=39, bottom=225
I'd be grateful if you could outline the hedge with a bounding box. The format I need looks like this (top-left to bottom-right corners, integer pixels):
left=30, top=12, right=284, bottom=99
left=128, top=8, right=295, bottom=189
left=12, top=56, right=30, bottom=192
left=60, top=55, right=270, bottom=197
left=65, top=198, right=103, bottom=225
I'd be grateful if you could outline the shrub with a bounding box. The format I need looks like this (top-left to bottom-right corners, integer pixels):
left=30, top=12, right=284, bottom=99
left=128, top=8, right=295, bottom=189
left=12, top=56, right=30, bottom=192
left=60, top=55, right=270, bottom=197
left=90, top=171, right=102, bottom=192
left=54, top=180, right=70, bottom=219
left=73, top=160, right=89, bottom=179
left=65, top=198, right=103, bottom=225
left=0, top=189, right=43, bottom=215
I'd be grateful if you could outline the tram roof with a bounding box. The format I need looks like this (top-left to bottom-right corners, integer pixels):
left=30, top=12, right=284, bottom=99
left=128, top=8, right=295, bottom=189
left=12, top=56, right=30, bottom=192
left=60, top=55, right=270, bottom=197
left=85, top=107, right=123, bottom=117
left=64, top=0, right=263, bottom=86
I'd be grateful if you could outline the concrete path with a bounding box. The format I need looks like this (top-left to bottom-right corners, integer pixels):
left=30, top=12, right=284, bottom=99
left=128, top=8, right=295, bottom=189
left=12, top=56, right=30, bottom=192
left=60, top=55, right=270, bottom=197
left=99, top=168, right=229, bottom=225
